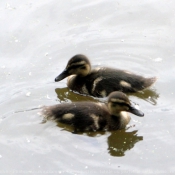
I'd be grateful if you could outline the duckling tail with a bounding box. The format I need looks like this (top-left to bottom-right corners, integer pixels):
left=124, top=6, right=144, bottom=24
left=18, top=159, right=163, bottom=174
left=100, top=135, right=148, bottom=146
left=41, top=106, right=57, bottom=119
left=144, top=77, right=157, bottom=88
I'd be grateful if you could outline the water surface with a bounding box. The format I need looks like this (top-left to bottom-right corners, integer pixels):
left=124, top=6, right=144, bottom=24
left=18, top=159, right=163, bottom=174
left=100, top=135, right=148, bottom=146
left=0, top=0, right=175, bottom=174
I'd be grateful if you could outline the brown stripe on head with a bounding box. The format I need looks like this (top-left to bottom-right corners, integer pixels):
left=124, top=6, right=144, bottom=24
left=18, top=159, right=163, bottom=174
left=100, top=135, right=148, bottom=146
left=108, top=91, right=130, bottom=105
left=67, top=61, right=86, bottom=68
left=67, top=54, right=91, bottom=67
left=110, top=98, right=129, bottom=104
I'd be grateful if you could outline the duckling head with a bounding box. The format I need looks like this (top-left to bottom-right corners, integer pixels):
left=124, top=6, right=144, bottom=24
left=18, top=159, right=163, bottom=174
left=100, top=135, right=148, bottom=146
left=55, top=54, right=91, bottom=82
left=107, top=91, right=144, bottom=117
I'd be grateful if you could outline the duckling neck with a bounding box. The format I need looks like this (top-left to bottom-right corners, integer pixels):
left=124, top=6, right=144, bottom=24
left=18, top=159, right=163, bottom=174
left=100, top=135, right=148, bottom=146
left=110, top=112, right=131, bottom=130
left=67, top=74, right=90, bottom=95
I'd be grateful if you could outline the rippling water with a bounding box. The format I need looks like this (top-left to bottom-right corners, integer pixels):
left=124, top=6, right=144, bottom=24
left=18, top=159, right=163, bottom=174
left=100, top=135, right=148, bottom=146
left=0, top=0, right=175, bottom=174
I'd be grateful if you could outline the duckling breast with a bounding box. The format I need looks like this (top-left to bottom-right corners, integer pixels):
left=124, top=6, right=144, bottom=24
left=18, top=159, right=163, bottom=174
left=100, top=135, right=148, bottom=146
left=120, top=111, right=131, bottom=128
left=67, top=75, right=76, bottom=87
left=67, top=75, right=90, bottom=95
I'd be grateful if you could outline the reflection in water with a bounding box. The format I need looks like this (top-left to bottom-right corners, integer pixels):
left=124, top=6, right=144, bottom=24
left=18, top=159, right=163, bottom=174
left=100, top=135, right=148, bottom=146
left=57, top=122, right=106, bottom=136
left=55, top=87, right=159, bottom=105
left=55, top=87, right=100, bottom=102
left=55, top=122, right=143, bottom=157
left=107, top=130, right=143, bottom=157
left=130, top=89, right=159, bottom=105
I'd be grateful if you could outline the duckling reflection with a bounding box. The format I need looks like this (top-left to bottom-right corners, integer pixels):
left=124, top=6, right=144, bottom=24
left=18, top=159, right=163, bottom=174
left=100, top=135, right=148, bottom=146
left=47, top=122, right=143, bottom=157
left=55, top=87, right=159, bottom=105
left=108, top=130, right=143, bottom=157
left=130, top=89, right=159, bottom=105
left=55, top=54, right=157, bottom=97
left=56, top=122, right=106, bottom=136
left=55, top=87, right=99, bottom=103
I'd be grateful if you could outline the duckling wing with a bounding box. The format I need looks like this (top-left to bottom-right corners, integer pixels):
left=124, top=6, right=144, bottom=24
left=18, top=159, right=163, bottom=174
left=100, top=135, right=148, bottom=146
left=42, top=102, right=109, bottom=131
left=88, top=68, right=156, bottom=97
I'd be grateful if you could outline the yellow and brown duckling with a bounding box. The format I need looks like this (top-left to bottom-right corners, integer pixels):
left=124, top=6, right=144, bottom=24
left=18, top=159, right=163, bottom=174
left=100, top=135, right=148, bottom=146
left=55, top=54, right=157, bottom=97
left=42, top=91, right=144, bottom=132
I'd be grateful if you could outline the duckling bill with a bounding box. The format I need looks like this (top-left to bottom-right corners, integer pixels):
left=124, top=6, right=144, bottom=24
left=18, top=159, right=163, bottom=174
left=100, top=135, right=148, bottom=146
left=55, top=54, right=157, bottom=97
left=42, top=91, right=144, bottom=132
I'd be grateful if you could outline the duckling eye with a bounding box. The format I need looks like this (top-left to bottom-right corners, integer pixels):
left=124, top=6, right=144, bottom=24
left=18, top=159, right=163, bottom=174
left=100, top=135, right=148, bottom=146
left=112, top=102, right=128, bottom=108
left=111, top=103, right=116, bottom=107
left=80, top=66, right=86, bottom=69
left=111, top=102, right=118, bottom=106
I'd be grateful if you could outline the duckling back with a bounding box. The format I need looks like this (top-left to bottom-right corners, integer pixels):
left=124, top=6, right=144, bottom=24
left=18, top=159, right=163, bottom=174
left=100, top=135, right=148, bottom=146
left=67, top=67, right=157, bottom=97
left=42, top=102, right=109, bottom=132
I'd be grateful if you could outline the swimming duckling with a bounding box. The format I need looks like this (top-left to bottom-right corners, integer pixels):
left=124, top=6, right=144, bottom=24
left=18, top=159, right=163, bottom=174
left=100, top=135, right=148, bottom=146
left=42, top=91, right=144, bottom=132
left=55, top=54, right=157, bottom=97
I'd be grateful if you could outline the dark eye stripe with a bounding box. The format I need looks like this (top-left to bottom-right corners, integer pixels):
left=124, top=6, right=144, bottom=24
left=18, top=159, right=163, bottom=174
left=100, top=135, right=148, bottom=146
left=112, top=102, right=130, bottom=107
left=68, top=64, right=85, bottom=70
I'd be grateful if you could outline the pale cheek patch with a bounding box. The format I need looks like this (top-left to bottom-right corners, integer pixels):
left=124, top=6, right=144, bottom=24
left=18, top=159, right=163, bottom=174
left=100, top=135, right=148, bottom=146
left=78, top=64, right=90, bottom=76
left=90, top=114, right=99, bottom=129
left=67, top=75, right=76, bottom=86
left=67, top=75, right=75, bottom=81
left=120, top=80, right=131, bottom=88
left=62, top=113, right=75, bottom=120
left=108, top=102, right=129, bottom=115
left=120, top=111, right=129, bottom=119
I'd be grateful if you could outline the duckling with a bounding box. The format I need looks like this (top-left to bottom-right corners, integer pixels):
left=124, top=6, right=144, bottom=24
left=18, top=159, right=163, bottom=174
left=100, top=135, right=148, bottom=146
left=42, top=91, right=144, bottom=132
left=55, top=54, right=157, bottom=97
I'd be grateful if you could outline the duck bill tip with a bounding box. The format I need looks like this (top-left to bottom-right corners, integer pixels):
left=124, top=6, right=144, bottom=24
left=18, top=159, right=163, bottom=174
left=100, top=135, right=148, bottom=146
left=55, top=70, right=69, bottom=82
left=129, top=105, right=144, bottom=117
